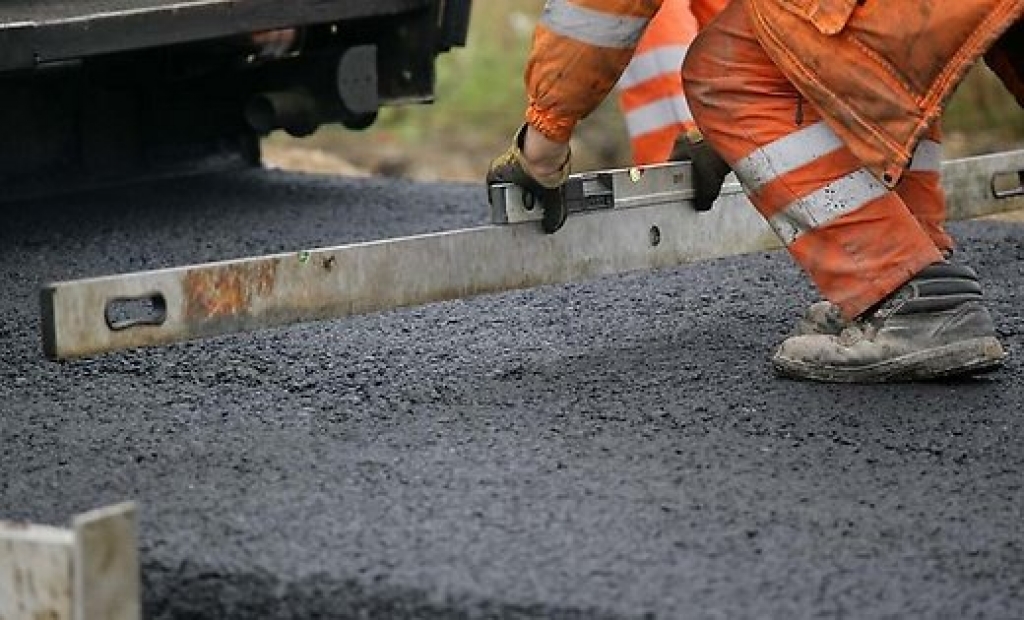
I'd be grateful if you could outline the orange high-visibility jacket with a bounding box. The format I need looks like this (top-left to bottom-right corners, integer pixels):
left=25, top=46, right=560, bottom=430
left=525, top=0, right=1024, bottom=181
left=524, top=0, right=665, bottom=143
left=615, top=0, right=727, bottom=164
left=746, top=0, right=1024, bottom=187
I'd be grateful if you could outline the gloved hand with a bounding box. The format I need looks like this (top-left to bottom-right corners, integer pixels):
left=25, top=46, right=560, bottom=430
left=669, top=127, right=732, bottom=212
left=486, top=124, right=571, bottom=233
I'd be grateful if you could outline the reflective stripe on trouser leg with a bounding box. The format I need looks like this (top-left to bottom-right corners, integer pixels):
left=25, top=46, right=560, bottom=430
left=896, top=123, right=953, bottom=253
left=617, top=46, right=689, bottom=90
left=623, top=93, right=693, bottom=136
left=619, top=73, right=696, bottom=163
left=614, top=89, right=696, bottom=162
left=681, top=0, right=943, bottom=318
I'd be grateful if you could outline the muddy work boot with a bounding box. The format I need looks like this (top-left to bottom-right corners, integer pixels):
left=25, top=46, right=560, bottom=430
left=792, top=300, right=849, bottom=336
left=791, top=251, right=956, bottom=337
left=772, top=263, right=1006, bottom=382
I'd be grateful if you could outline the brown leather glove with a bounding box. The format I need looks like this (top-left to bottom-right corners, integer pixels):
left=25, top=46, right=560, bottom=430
left=669, top=127, right=732, bottom=212
left=486, top=124, right=571, bottom=233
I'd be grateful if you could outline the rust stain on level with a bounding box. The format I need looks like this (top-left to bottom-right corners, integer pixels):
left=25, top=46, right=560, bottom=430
left=183, top=260, right=280, bottom=321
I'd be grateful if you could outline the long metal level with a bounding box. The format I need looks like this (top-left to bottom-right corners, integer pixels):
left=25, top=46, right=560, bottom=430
left=40, top=150, right=1024, bottom=360
left=1, top=502, right=140, bottom=620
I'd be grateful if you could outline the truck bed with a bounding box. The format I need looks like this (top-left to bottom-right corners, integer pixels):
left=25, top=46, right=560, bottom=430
left=0, top=1, right=186, bottom=23
left=0, top=0, right=430, bottom=72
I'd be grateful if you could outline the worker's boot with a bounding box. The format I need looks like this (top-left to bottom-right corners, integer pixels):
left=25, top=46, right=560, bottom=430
left=791, top=300, right=849, bottom=336
left=772, top=262, right=1006, bottom=382
left=790, top=250, right=954, bottom=337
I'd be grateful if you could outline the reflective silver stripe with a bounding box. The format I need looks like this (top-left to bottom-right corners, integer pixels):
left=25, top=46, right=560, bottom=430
left=768, top=169, right=888, bottom=244
left=909, top=139, right=943, bottom=172
left=624, top=95, right=692, bottom=137
left=733, top=121, right=845, bottom=192
left=541, top=1, right=651, bottom=49
left=617, top=45, right=688, bottom=90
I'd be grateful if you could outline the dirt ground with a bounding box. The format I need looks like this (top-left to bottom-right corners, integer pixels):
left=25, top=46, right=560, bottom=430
left=259, top=97, right=643, bottom=185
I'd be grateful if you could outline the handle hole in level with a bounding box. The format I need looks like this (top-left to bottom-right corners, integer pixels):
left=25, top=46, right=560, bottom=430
left=105, top=294, right=167, bottom=331
left=992, top=170, right=1024, bottom=199
left=649, top=225, right=662, bottom=247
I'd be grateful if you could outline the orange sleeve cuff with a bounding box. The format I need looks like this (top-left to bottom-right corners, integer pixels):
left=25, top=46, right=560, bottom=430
left=525, top=105, right=576, bottom=144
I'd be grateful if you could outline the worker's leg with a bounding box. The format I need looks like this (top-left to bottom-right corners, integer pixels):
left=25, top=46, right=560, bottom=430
left=791, top=122, right=954, bottom=338
left=682, top=0, right=940, bottom=318
left=616, top=0, right=700, bottom=165
left=898, top=122, right=955, bottom=254
left=681, top=0, right=1004, bottom=381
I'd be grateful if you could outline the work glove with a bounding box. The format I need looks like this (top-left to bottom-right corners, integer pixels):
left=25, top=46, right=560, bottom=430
left=486, top=124, right=571, bottom=234
left=669, top=127, right=732, bottom=212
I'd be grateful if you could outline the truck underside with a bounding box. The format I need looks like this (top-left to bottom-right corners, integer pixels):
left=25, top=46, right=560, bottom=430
left=0, top=0, right=471, bottom=198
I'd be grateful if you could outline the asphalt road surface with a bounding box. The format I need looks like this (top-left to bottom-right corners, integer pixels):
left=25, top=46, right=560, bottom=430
left=2, top=168, right=1023, bottom=619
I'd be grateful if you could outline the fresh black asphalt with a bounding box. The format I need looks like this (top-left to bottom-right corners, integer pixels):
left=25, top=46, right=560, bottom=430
left=1, top=168, right=1022, bottom=619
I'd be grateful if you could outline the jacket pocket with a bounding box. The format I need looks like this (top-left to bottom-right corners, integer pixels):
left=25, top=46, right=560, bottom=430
left=778, top=0, right=860, bottom=35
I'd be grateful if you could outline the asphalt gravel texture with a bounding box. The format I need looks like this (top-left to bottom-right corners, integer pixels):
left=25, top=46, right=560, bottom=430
left=1, top=168, right=1023, bottom=619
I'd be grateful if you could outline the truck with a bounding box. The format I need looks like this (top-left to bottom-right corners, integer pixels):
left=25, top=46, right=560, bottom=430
left=0, top=0, right=473, bottom=198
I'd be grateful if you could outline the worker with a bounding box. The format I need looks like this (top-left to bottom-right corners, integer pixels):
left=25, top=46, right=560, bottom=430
left=620, top=0, right=948, bottom=344
left=615, top=0, right=727, bottom=165
left=486, top=1, right=1024, bottom=383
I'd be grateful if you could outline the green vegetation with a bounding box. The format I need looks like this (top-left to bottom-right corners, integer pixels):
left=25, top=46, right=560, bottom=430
left=266, top=0, right=629, bottom=179
left=945, top=65, right=1024, bottom=156
left=268, top=3, right=1024, bottom=181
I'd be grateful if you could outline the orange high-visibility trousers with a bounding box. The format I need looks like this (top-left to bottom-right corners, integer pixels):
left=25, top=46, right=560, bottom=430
left=616, top=0, right=727, bottom=164
left=682, top=0, right=948, bottom=318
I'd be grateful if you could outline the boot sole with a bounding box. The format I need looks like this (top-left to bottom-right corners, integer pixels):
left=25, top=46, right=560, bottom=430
left=772, top=336, right=1007, bottom=383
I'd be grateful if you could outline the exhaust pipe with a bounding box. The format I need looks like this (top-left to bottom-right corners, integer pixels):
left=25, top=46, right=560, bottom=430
left=244, top=89, right=322, bottom=138
left=245, top=44, right=383, bottom=136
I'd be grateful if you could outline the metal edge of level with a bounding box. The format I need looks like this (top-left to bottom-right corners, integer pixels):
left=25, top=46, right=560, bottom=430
left=39, top=149, right=1024, bottom=360
left=0, top=502, right=139, bottom=620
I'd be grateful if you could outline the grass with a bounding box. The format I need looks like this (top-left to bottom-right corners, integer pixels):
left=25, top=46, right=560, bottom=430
left=265, top=3, right=1024, bottom=181
left=944, top=64, right=1024, bottom=157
